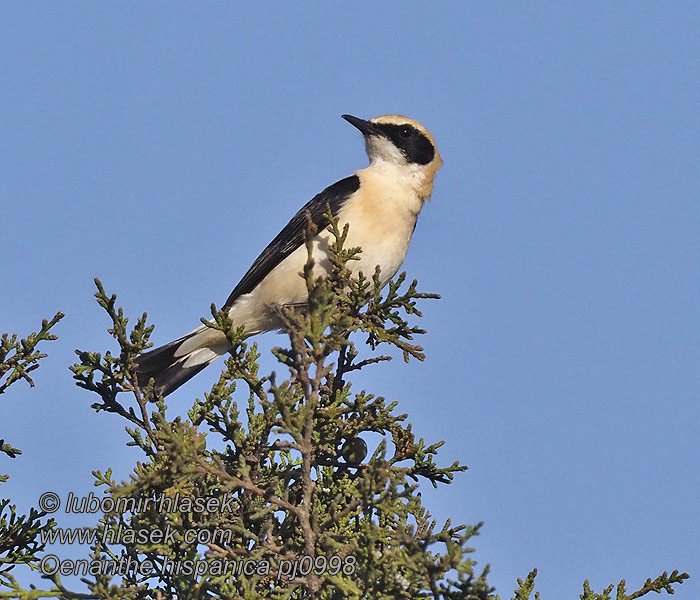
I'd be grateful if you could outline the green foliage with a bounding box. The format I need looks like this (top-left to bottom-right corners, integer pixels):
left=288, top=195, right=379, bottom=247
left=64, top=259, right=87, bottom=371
left=580, top=571, right=690, bottom=600
left=0, top=316, right=62, bottom=597
left=0, top=220, right=689, bottom=599
left=0, top=313, right=64, bottom=398
left=0, top=313, right=64, bottom=460
left=495, top=569, right=690, bottom=600
left=0, top=500, right=56, bottom=589
left=63, top=216, right=489, bottom=599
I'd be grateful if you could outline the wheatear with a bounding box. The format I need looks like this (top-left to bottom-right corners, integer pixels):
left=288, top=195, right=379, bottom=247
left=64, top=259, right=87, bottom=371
left=136, top=114, right=442, bottom=396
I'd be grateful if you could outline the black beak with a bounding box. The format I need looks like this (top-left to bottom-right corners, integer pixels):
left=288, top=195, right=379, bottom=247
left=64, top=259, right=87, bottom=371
left=342, top=114, right=379, bottom=136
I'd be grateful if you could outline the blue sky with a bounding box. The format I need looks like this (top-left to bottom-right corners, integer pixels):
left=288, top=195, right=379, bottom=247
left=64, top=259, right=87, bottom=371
left=1, top=3, right=698, bottom=598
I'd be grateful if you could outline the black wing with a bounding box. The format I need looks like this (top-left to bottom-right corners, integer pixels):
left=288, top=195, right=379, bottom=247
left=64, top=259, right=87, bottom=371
left=223, top=174, right=360, bottom=309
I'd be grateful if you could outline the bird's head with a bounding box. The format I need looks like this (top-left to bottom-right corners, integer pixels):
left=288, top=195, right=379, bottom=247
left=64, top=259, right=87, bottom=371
left=342, top=114, right=442, bottom=200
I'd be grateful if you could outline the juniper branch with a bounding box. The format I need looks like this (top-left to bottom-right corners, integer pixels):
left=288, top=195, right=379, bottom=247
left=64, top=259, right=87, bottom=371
left=0, top=313, right=64, bottom=396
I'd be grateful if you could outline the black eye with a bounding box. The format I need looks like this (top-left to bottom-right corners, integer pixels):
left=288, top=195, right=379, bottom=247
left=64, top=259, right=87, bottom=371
left=399, top=127, right=412, bottom=138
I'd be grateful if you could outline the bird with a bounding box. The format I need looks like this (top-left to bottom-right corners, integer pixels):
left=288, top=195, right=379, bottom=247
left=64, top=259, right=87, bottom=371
left=135, top=114, right=442, bottom=397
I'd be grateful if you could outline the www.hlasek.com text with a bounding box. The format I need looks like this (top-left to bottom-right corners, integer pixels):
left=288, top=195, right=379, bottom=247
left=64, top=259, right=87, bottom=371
left=42, top=522, right=233, bottom=547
